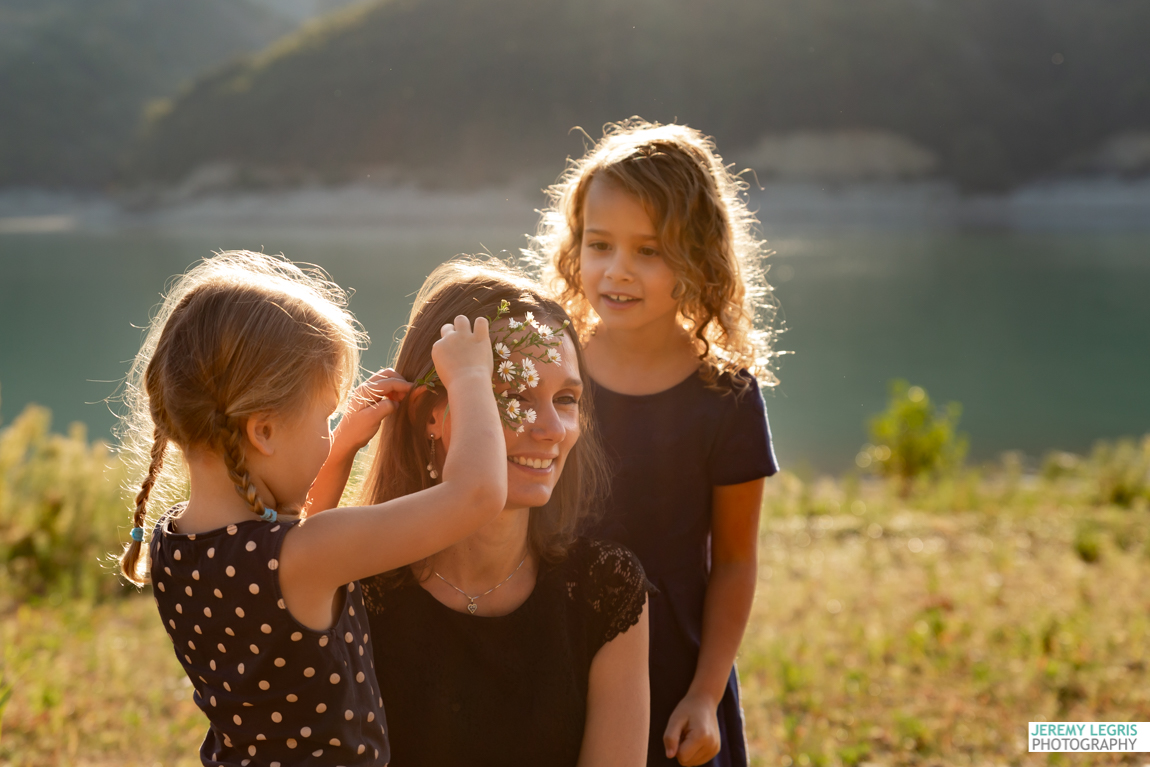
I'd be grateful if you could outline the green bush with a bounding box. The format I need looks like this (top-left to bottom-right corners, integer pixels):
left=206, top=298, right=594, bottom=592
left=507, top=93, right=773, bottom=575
left=0, top=401, right=130, bottom=603
left=860, top=380, right=966, bottom=491
left=1090, top=436, right=1150, bottom=507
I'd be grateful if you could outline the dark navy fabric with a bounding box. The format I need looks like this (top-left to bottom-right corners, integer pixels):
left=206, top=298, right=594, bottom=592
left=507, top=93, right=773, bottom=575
left=587, top=370, right=778, bottom=767
left=150, top=512, right=390, bottom=766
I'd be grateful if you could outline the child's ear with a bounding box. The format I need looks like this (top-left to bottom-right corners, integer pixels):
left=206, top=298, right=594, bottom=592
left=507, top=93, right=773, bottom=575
left=245, top=413, right=276, bottom=456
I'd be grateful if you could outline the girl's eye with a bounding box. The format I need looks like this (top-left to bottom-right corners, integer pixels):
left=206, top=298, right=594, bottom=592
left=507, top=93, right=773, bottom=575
left=638, top=246, right=660, bottom=257
left=587, top=240, right=611, bottom=252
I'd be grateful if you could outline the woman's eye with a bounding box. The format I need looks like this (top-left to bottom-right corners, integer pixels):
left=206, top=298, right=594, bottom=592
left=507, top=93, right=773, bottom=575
left=556, top=395, right=580, bottom=406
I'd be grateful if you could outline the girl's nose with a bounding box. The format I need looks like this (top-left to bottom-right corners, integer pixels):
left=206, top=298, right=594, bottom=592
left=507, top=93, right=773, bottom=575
left=602, top=251, right=632, bottom=281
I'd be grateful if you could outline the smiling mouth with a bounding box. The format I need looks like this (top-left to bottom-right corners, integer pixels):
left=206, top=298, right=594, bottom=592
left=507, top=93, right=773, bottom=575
left=602, top=293, right=640, bottom=304
left=509, top=456, right=554, bottom=469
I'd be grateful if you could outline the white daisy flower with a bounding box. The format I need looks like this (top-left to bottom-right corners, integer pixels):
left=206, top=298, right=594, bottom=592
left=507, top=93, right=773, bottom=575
left=523, top=312, right=534, bottom=324
left=505, top=399, right=521, bottom=419
left=545, top=348, right=561, bottom=363
left=537, top=324, right=553, bottom=338
left=516, top=424, right=525, bottom=433
left=521, top=358, right=537, bottom=373
left=523, top=369, right=540, bottom=388
left=518, top=383, right=527, bottom=393
left=497, top=360, right=515, bottom=381
left=507, top=318, right=523, bottom=330
left=494, top=342, right=511, bottom=359
left=524, top=408, right=537, bottom=424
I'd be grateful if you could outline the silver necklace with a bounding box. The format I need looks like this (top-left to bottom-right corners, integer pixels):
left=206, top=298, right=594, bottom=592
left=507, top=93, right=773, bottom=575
left=433, top=554, right=528, bottom=615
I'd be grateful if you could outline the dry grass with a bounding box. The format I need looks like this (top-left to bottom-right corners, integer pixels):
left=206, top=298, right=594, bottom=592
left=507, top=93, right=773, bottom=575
left=2, top=464, right=1150, bottom=765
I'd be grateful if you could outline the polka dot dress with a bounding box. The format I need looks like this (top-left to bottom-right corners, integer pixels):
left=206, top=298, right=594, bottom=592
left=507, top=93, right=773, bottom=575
left=150, top=512, right=389, bottom=766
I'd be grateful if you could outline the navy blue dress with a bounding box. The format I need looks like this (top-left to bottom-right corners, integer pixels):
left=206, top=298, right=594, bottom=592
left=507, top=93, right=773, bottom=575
left=587, top=370, right=778, bottom=767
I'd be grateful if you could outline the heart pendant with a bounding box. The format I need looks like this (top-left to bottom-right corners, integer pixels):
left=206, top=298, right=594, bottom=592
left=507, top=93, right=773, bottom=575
left=467, top=603, right=478, bottom=614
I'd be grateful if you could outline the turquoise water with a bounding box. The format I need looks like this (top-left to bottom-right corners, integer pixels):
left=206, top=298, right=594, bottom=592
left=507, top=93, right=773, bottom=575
left=2, top=228, right=1148, bottom=472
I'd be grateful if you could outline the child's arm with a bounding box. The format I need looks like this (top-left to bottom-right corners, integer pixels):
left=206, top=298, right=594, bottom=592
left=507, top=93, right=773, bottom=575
left=279, top=315, right=507, bottom=629
left=577, top=599, right=650, bottom=767
left=307, top=369, right=411, bottom=513
left=663, top=478, right=765, bottom=766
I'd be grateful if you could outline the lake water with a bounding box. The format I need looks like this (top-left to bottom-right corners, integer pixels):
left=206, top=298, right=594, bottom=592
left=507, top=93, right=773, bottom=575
left=1, top=202, right=1148, bottom=473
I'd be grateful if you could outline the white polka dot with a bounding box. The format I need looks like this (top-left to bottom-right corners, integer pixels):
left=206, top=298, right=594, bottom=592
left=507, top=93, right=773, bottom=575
left=344, top=632, right=353, bottom=643
left=329, top=737, right=341, bottom=747
left=227, top=524, right=237, bottom=535
left=207, top=547, right=215, bottom=558
left=363, top=633, right=368, bottom=643
left=268, top=558, right=279, bottom=570
left=247, top=745, right=256, bottom=756
left=249, top=583, right=259, bottom=595
left=378, top=696, right=382, bottom=707
left=184, top=585, right=193, bottom=596
left=356, top=671, right=365, bottom=683
left=344, top=710, right=354, bottom=721
left=375, top=748, right=380, bottom=758
left=237, top=663, right=245, bottom=674
left=223, top=681, right=231, bottom=691
left=173, top=549, right=181, bottom=561
left=318, top=636, right=328, bottom=647
left=194, top=624, right=202, bottom=634
left=210, top=660, right=216, bottom=671
left=357, top=744, right=365, bottom=754
left=259, top=680, right=270, bottom=690
left=312, top=750, right=323, bottom=758
left=300, top=725, right=313, bottom=737
left=291, top=632, right=302, bottom=642
left=348, top=606, right=355, bottom=616
left=225, top=627, right=235, bottom=636
left=184, top=654, right=192, bottom=664
left=271, top=711, right=282, bottom=723
left=175, top=603, right=183, bottom=614
left=271, top=762, right=279, bottom=767
left=233, top=714, right=242, bottom=725
left=286, top=738, right=296, bottom=749
left=226, top=566, right=235, bottom=577
left=303, top=667, right=315, bottom=678
left=359, top=646, right=364, bottom=656
left=157, top=582, right=165, bottom=592
left=329, top=673, right=340, bottom=684
left=286, top=693, right=298, bottom=702
left=203, top=607, right=212, bottom=618
left=192, top=569, right=200, bottom=580
left=223, top=735, right=232, bottom=747
left=245, top=540, right=257, bottom=552
left=243, top=701, right=253, bottom=707
left=210, top=696, right=217, bottom=706
left=168, top=619, right=175, bottom=629
left=348, top=582, right=355, bottom=592
left=370, top=711, right=379, bottom=723
left=187, top=640, right=195, bottom=650
left=277, top=599, right=285, bottom=609
left=164, top=566, right=171, bottom=575
left=270, top=524, right=281, bottom=532
left=250, top=644, right=260, bottom=654
left=187, top=533, right=196, bottom=541
left=214, top=588, right=223, bottom=598
left=257, top=733, right=266, bottom=741
left=274, top=657, right=286, bottom=667
left=261, top=624, right=272, bottom=634
left=235, top=607, right=245, bottom=618
left=217, top=643, right=227, bottom=653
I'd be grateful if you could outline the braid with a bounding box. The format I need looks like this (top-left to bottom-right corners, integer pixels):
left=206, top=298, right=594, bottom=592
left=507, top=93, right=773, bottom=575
left=120, top=427, right=167, bottom=585
left=219, top=411, right=268, bottom=518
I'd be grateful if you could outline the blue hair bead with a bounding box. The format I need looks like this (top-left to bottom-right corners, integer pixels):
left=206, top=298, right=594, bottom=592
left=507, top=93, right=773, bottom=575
left=130, top=527, right=144, bottom=542
left=260, top=507, right=278, bottom=523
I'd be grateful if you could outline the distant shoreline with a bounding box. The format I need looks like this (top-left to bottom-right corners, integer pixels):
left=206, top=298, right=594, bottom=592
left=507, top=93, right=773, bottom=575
left=2, top=176, right=1150, bottom=236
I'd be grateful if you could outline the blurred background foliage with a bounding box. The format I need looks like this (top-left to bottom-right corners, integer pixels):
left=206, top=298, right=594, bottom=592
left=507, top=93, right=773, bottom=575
left=3, top=0, right=1149, bottom=191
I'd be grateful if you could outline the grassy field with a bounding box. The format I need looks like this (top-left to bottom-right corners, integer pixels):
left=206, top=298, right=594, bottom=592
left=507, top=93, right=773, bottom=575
left=2, top=396, right=1149, bottom=765
left=3, top=464, right=1150, bottom=765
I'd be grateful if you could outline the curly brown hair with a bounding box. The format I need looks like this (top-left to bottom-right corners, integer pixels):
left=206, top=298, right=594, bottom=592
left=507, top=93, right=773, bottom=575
left=531, top=118, right=779, bottom=389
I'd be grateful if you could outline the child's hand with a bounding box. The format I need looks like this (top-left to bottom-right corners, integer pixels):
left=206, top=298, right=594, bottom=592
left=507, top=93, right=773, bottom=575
left=663, top=691, right=721, bottom=766
left=332, top=369, right=411, bottom=456
left=430, top=315, right=493, bottom=390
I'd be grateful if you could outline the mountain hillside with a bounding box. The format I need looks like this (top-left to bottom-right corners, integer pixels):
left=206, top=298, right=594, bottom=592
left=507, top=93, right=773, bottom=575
left=0, top=0, right=292, bottom=187
left=129, top=0, right=1150, bottom=191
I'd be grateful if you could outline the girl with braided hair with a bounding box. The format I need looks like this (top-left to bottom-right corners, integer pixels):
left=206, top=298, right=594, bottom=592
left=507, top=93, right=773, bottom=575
left=116, top=251, right=507, bottom=766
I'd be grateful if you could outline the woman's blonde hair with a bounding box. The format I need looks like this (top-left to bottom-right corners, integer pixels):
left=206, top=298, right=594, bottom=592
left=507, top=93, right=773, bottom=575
left=116, top=251, right=364, bottom=585
left=361, top=257, right=608, bottom=588
left=533, top=118, right=778, bottom=389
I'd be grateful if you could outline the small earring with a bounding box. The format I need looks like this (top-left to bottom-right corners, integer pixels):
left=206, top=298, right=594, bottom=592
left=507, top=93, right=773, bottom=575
left=427, top=436, right=439, bottom=479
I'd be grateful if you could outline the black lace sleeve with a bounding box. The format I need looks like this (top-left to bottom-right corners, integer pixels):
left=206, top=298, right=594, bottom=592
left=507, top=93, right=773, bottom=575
left=577, top=539, right=655, bottom=654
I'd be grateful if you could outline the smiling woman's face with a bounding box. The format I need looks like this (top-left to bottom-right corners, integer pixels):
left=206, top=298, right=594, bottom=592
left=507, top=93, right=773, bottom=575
left=434, top=331, right=582, bottom=511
